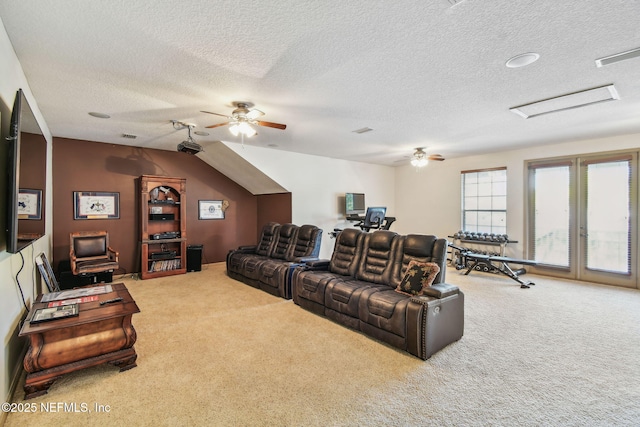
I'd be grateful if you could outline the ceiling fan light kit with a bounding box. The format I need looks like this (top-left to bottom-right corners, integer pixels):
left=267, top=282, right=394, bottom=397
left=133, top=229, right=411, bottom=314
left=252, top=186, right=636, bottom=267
left=229, top=120, right=257, bottom=137
left=411, top=148, right=429, bottom=168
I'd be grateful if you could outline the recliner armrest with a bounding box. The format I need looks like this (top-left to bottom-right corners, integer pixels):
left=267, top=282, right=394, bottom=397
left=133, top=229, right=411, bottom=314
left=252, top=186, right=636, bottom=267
left=234, top=245, right=257, bottom=253
left=302, top=259, right=330, bottom=270
left=423, top=283, right=460, bottom=299
left=293, top=256, right=319, bottom=263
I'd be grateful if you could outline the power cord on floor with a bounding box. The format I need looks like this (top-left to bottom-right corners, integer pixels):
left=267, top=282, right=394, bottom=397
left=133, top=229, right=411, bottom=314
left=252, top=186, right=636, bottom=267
left=114, top=268, right=139, bottom=281
left=15, top=251, right=29, bottom=330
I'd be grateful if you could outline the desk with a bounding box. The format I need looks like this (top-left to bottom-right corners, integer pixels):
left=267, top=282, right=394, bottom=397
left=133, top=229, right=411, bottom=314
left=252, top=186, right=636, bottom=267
left=345, top=215, right=396, bottom=231
left=19, top=283, right=140, bottom=399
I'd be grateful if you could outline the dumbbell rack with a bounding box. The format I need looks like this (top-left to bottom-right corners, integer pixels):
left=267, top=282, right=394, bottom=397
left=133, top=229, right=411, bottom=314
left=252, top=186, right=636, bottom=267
left=448, top=236, right=518, bottom=273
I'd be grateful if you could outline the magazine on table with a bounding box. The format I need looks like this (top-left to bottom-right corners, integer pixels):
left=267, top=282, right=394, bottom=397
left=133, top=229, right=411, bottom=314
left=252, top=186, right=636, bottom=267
left=40, top=284, right=113, bottom=302
left=47, top=296, right=99, bottom=307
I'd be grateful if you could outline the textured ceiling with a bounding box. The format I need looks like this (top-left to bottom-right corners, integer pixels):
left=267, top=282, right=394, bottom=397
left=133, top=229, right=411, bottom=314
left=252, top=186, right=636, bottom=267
left=1, top=1, right=640, bottom=166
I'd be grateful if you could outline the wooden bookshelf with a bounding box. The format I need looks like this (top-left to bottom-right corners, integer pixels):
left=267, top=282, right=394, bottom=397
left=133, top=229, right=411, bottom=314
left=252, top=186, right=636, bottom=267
left=140, top=175, right=187, bottom=279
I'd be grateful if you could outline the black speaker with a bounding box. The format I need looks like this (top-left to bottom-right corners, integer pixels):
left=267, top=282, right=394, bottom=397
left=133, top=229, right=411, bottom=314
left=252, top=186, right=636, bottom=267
left=187, top=245, right=203, bottom=272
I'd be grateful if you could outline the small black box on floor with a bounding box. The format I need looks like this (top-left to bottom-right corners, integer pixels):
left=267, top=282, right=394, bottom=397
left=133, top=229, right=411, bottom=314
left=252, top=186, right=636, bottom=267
left=187, top=245, right=203, bottom=272
left=58, top=260, right=113, bottom=289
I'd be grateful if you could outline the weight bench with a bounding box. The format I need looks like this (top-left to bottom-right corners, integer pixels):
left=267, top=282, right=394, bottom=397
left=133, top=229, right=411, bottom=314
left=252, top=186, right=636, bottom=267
left=449, top=244, right=537, bottom=288
left=463, top=253, right=537, bottom=288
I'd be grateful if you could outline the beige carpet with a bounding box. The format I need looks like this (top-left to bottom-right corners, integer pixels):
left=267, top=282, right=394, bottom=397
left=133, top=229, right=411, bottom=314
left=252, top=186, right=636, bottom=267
left=5, top=263, right=640, bottom=426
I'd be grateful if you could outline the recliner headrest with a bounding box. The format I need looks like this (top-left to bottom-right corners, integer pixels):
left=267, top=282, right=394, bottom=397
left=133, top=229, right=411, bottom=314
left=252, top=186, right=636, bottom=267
left=298, top=224, right=317, bottom=240
left=262, top=222, right=280, bottom=236
left=403, top=234, right=437, bottom=257
left=338, top=228, right=362, bottom=246
left=368, top=230, right=397, bottom=249
left=279, top=223, right=298, bottom=237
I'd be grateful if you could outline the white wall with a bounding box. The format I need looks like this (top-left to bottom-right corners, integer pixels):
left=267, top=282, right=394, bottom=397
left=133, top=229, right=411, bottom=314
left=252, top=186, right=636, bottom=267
left=0, top=17, right=53, bottom=411
left=224, top=144, right=395, bottom=259
left=395, top=132, right=640, bottom=258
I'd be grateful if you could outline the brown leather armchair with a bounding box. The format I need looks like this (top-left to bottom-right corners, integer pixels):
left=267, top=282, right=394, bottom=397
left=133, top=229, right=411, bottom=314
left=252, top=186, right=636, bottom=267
left=69, top=231, right=119, bottom=276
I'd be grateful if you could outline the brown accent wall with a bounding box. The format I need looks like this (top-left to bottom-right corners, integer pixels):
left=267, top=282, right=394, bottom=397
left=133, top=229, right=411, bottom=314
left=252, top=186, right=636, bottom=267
left=257, top=193, right=293, bottom=229
left=52, top=137, right=291, bottom=275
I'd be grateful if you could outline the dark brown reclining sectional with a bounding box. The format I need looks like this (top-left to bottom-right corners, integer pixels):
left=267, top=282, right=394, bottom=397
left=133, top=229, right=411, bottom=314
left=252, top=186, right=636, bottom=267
left=226, top=222, right=323, bottom=299
left=291, top=228, right=464, bottom=360
left=227, top=224, right=464, bottom=359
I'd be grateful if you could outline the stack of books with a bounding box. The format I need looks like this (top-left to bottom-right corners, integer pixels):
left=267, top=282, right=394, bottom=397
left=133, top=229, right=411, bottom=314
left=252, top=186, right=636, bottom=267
left=149, top=259, right=181, bottom=272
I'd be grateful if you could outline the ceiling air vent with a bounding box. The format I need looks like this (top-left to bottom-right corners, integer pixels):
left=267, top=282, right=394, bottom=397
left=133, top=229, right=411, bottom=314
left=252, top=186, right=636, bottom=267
left=595, top=47, right=640, bottom=67
left=121, top=133, right=137, bottom=139
left=352, top=127, right=373, bottom=134
left=510, top=84, right=619, bottom=119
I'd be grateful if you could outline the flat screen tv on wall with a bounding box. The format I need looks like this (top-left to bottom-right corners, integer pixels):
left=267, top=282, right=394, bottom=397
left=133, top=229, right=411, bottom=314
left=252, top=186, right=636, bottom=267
left=5, top=89, right=47, bottom=253
left=345, top=192, right=365, bottom=215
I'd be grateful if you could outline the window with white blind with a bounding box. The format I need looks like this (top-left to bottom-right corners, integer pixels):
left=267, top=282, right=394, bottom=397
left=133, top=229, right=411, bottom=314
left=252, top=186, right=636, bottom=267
left=583, top=157, right=632, bottom=274
left=461, top=168, right=507, bottom=234
left=529, top=162, right=572, bottom=268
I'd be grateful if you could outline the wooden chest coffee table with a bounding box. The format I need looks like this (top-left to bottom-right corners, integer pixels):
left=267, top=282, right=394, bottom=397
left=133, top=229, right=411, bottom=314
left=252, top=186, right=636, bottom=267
left=19, top=283, right=140, bottom=399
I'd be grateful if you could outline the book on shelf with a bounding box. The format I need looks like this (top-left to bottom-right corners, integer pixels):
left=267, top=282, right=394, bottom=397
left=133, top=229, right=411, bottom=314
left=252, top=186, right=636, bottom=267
left=149, top=259, right=181, bottom=272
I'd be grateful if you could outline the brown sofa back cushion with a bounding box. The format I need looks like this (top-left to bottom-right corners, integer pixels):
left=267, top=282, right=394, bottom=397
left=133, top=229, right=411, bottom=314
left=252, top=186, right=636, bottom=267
left=256, top=222, right=281, bottom=256
left=289, top=224, right=322, bottom=260
left=270, top=223, right=299, bottom=260
left=355, top=231, right=401, bottom=285
left=389, top=234, right=448, bottom=288
left=329, top=228, right=364, bottom=276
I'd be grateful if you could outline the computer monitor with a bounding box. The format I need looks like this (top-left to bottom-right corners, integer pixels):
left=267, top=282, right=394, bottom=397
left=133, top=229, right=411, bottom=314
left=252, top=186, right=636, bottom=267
left=345, top=193, right=365, bottom=215
left=362, top=207, right=387, bottom=231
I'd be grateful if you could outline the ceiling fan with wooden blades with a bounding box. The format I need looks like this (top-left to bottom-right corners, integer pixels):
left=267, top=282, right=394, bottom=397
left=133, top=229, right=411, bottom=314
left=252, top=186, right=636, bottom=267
left=201, top=102, right=286, bottom=137
left=410, top=147, right=445, bottom=167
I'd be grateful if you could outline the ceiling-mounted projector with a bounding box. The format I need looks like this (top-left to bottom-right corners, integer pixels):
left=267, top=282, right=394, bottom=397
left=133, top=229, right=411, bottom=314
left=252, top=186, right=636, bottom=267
left=177, top=139, right=203, bottom=154
left=173, top=120, right=203, bottom=154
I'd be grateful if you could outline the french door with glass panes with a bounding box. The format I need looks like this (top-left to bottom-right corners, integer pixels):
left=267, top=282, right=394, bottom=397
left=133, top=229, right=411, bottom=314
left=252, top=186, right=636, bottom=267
left=527, top=152, right=637, bottom=288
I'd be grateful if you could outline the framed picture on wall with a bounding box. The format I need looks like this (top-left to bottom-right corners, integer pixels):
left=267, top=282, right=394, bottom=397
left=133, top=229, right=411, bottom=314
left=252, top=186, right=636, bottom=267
left=199, top=200, right=225, bottom=220
left=74, top=191, right=120, bottom=219
left=18, top=189, right=42, bottom=220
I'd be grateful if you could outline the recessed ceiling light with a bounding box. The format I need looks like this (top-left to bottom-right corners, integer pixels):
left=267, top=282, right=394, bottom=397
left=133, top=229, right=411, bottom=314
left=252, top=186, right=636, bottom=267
left=88, top=112, right=110, bottom=119
left=505, top=52, right=540, bottom=68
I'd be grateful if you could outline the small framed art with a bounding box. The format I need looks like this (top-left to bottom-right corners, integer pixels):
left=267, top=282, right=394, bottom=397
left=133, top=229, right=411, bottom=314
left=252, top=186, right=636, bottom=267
left=18, top=189, right=42, bottom=220
left=30, top=304, right=79, bottom=324
left=199, top=200, right=225, bottom=220
left=74, top=191, right=120, bottom=219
